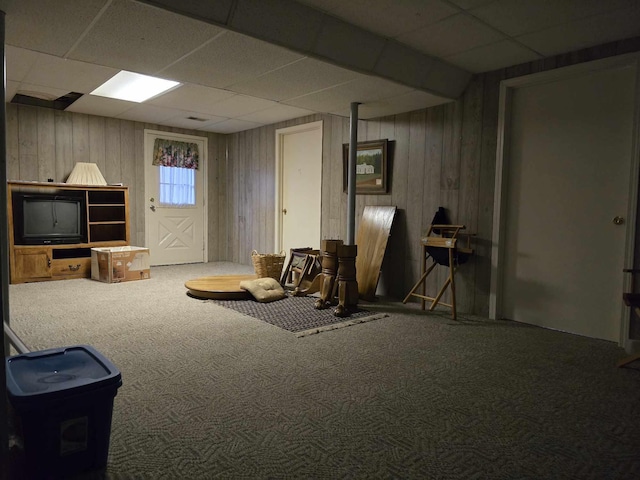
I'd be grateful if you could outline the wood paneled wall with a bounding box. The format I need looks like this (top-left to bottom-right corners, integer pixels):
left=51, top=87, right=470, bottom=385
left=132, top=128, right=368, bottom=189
left=224, top=102, right=490, bottom=313
left=225, top=37, right=640, bottom=321
left=6, top=104, right=226, bottom=259
left=7, top=36, right=640, bottom=327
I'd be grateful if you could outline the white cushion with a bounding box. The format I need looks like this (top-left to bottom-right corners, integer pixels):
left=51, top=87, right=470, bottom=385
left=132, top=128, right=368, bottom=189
left=239, top=277, right=286, bottom=303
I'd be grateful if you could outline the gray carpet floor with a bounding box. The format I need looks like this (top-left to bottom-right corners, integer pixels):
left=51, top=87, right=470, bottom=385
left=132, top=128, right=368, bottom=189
left=6, top=262, right=640, bottom=479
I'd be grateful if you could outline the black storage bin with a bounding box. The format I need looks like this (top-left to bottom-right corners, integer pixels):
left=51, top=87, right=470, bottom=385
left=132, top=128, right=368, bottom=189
left=5, top=345, right=122, bottom=479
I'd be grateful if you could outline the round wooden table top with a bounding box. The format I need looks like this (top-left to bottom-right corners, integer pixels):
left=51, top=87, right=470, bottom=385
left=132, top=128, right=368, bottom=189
left=185, top=274, right=258, bottom=300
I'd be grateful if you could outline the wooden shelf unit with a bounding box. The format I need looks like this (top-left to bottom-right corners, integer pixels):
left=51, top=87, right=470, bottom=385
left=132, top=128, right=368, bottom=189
left=8, top=181, right=130, bottom=284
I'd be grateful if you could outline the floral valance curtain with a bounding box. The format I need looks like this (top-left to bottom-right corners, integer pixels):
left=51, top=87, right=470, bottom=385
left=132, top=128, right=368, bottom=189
left=152, top=138, right=199, bottom=169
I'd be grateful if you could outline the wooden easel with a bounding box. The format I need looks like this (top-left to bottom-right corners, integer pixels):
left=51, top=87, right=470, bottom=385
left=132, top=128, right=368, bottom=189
left=403, top=224, right=473, bottom=320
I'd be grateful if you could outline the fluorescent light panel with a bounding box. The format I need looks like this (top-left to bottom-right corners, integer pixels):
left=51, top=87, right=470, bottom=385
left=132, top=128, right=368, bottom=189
left=90, top=71, right=180, bottom=102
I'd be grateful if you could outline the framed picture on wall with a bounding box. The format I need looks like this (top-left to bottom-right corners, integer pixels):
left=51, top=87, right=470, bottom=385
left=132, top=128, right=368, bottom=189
left=342, top=139, right=389, bottom=194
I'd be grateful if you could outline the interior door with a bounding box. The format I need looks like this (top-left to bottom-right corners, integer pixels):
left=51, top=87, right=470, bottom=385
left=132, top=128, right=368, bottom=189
left=276, top=121, right=322, bottom=254
left=501, top=63, right=636, bottom=341
left=144, top=130, right=207, bottom=266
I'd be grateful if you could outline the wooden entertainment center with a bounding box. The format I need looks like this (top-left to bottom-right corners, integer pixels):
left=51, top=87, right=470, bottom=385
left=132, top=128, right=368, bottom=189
left=8, top=181, right=130, bottom=284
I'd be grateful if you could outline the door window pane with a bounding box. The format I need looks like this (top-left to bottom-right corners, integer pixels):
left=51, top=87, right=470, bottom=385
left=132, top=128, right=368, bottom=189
left=159, top=166, right=195, bottom=207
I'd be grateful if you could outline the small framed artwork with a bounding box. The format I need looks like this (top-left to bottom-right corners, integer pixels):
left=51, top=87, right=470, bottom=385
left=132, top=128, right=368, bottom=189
left=342, top=139, right=389, bottom=194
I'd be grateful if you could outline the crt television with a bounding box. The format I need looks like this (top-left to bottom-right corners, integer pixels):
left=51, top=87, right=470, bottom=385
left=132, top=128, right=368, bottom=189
left=13, top=193, right=87, bottom=245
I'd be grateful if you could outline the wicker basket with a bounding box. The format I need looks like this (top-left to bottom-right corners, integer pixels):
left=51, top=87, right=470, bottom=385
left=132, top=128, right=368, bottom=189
left=251, top=250, right=286, bottom=280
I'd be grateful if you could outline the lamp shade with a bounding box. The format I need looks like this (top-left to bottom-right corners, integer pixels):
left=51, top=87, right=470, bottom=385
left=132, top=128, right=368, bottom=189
left=66, top=163, right=107, bottom=185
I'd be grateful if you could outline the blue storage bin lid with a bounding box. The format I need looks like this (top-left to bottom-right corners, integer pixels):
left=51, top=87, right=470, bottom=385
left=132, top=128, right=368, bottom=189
left=6, top=345, right=122, bottom=407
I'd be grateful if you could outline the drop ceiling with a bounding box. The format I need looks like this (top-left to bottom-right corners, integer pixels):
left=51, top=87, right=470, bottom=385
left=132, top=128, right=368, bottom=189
left=4, top=0, right=640, bottom=134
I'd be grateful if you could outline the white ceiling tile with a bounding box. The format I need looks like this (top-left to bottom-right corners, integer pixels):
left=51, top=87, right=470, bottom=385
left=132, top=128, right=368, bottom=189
left=470, top=0, right=636, bottom=37
left=284, top=75, right=413, bottom=112
left=139, top=0, right=236, bottom=24
left=232, top=58, right=359, bottom=101
left=156, top=112, right=229, bottom=130
left=5, top=0, right=108, bottom=57
left=445, top=39, right=542, bottom=73
left=115, top=104, right=178, bottom=123
left=516, top=6, right=640, bottom=57
left=5, top=46, right=41, bottom=82
left=331, top=89, right=452, bottom=119
left=281, top=90, right=343, bottom=112
left=448, top=0, right=497, bottom=9
left=148, top=84, right=236, bottom=113
left=69, top=0, right=223, bottom=75
left=23, top=53, right=119, bottom=94
left=203, top=95, right=279, bottom=118
left=65, top=94, right=134, bottom=117
left=295, top=0, right=346, bottom=13
left=318, top=0, right=459, bottom=39
left=160, top=30, right=305, bottom=89
left=200, top=118, right=263, bottom=134
left=398, top=13, right=506, bottom=57
left=237, top=104, right=316, bottom=124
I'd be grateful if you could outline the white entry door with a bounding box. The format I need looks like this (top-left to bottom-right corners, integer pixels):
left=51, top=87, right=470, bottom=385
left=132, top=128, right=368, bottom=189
left=144, top=130, right=207, bottom=266
left=497, top=60, right=637, bottom=341
left=276, top=121, right=322, bottom=254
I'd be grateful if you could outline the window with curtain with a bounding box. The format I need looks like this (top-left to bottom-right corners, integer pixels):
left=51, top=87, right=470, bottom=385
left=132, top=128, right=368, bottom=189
left=159, top=166, right=195, bottom=207
left=152, top=138, right=199, bottom=207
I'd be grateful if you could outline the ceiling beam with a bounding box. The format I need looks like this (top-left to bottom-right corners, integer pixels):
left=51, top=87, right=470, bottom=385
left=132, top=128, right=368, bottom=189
left=136, top=0, right=472, bottom=99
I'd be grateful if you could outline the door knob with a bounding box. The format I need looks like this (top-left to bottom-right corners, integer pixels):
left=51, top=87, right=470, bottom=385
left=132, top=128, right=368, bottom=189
left=150, top=205, right=156, bottom=212
left=613, top=216, right=625, bottom=225
left=282, top=208, right=287, bottom=215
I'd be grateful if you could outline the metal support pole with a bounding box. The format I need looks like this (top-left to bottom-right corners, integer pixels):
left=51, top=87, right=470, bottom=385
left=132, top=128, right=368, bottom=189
left=3, top=322, right=28, bottom=355
left=347, top=102, right=359, bottom=244
left=0, top=9, right=9, bottom=477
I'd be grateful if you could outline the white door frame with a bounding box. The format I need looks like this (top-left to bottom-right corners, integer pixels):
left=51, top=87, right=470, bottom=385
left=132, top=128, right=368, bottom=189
left=144, top=128, right=208, bottom=263
left=274, top=120, right=323, bottom=251
left=490, top=53, right=640, bottom=347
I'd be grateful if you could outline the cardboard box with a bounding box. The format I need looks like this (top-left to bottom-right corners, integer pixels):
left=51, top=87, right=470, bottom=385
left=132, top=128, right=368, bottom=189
left=91, top=246, right=150, bottom=283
